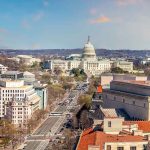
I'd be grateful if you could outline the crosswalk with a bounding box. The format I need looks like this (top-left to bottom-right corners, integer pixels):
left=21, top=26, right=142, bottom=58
left=35, top=140, right=49, bottom=150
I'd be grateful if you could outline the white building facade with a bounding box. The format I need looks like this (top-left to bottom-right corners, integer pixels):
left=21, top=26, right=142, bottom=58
left=112, top=61, right=133, bottom=72
left=0, top=64, right=8, bottom=74
left=0, top=79, right=40, bottom=125
left=10, top=55, right=41, bottom=66
left=6, top=96, right=39, bottom=126
left=47, top=37, right=111, bottom=76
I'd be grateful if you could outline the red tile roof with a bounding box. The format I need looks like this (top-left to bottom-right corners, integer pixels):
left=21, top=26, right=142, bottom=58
left=123, top=121, right=150, bottom=133
left=77, top=128, right=147, bottom=150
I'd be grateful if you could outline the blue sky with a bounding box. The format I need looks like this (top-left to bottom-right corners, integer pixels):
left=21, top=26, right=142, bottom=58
left=0, top=0, right=150, bottom=49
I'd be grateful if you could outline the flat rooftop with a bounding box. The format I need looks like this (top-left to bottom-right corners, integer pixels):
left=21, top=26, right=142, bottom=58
left=114, top=80, right=150, bottom=87
left=110, top=80, right=150, bottom=96
left=2, top=71, right=22, bottom=75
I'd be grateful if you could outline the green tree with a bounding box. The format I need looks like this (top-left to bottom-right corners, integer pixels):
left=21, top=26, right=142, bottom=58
left=71, top=68, right=87, bottom=81
left=71, top=68, right=80, bottom=77
left=111, top=67, right=128, bottom=74
left=78, top=94, right=92, bottom=108
left=41, top=73, right=51, bottom=83
left=54, top=67, right=63, bottom=75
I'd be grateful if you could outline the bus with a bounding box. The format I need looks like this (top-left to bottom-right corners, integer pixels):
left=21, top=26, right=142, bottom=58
left=49, top=112, right=63, bottom=116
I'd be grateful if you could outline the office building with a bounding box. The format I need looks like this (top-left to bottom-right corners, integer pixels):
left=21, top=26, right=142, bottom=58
left=0, top=79, right=40, bottom=122
left=34, top=83, right=48, bottom=110
left=103, top=80, right=150, bottom=120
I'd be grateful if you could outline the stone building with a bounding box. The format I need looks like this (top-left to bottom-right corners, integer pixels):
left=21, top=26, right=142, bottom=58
left=103, top=80, right=150, bottom=120
left=43, top=37, right=111, bottom=76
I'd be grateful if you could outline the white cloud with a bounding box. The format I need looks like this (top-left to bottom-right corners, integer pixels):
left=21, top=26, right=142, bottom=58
left=90, top=15, right=111, bottom=24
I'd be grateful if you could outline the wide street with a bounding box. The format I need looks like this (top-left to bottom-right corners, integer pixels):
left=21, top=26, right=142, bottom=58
left=18, top=83, right=87, bottom=150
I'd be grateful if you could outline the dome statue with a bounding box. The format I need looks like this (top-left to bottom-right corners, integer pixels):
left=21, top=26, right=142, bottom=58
left=82, top=36, right=96, bottom=60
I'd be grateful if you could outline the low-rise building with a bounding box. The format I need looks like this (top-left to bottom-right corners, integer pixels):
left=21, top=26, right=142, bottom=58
left=9, top=55, right=41, bottom=66
left=140, top=57, right=150, bottom=65
left=1, top=71, right=23, bottom=80
left=112, top=61, right=133, bottom=72
left=100, top=73, right=147, bottom=87
left=103, top=80, right=150, bottom=120
left=17, top=55, right=41, bottom=66
left=77, top=117, right=149, bottom=150
left=0, top=64, right=8, bottom=74
left=43, top=59, right=68, bottom=72
left=22, top=71, right=36, bottom=85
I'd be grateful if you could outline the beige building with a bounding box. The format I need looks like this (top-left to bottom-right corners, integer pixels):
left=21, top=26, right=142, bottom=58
left=77, top=117, right=149, bottom=150
left=112, top=61, right=133, bottom=72
left=48, top=59, right=69, bottom=72
left=6, top=94, right=39, bottom=126
left=100, top=74, right=147, bottom=86
left=11, top=55, right=41, bottom=66
left=68, top=60, right=81, bottom=70
left=48, top=37, right=111, bottom=76
left=103, top=80, right=150, bottom=120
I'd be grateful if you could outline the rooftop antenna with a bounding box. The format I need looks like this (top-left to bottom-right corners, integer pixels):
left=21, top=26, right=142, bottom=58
left=87, top=35, right=90, bottom=43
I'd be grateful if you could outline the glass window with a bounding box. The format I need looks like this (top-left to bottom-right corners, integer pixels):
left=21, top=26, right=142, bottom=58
left=130, top=146, right=136, bottom=150
left=108, top=121, right=111, bottom=127
left=117, top=147, right=124, bottom=150
left=107, top=145, right=111, bottom=150
left=123, top=99, right=125, bottom=103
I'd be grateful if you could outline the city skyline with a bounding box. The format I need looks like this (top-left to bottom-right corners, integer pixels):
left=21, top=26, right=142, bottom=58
left=0, top=0, right=150, bottom=49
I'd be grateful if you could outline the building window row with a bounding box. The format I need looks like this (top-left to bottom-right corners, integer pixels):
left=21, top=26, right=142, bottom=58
left=107, top=146, right=137, bottom=150
left=3, top=90, right=24, bottom=93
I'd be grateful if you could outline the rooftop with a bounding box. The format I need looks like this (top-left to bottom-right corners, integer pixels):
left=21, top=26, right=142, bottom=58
left=0, top=79, right=23, bottom=82
left=77, top=128, right=147, bottom=150
left=112, top=80, right=150, bottom=87
left=24, top=71, right=35, bottom=76
left=3, top=71, right=22, bottom=75
left=123, top=121, right=150, bottom=133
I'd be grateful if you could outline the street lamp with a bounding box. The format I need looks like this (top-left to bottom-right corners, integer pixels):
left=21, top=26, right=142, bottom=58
left=49, top=129, right=51, bottom=137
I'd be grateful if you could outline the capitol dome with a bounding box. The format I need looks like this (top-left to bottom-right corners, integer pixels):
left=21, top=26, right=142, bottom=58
left=82, top=36, right=96, bottom=60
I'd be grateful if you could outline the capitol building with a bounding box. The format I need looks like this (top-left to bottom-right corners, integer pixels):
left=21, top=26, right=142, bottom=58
left=67, top=36, right=111, bottom=76
left=44, top=37, right=134, bottom=76
left=44, top=37, right=111, bottom=76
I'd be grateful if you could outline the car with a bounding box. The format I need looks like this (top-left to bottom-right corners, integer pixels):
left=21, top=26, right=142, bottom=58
left=60, top=128, right=64, bottom=132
